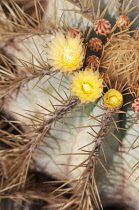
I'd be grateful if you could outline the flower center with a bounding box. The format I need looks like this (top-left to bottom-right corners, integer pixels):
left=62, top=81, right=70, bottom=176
left=60, top=46, right=76, bottom=65
left=82, top=83, right=92, bottom=94
left=109, top=96, right=119, bottom=106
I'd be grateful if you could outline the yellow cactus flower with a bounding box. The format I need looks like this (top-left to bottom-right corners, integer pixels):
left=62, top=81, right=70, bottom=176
left=70, top=68, right=103, bottom=103
left=104, top=89, right=123, bottom=109
left=46, top=31, right=85, bottom=73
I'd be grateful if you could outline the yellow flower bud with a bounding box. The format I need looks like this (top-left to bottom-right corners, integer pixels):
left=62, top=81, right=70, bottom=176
left=104, top=89, right=123, bottom=109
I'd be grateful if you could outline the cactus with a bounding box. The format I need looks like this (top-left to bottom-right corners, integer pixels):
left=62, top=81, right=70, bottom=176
left=0, top=0, right=139, bottom=209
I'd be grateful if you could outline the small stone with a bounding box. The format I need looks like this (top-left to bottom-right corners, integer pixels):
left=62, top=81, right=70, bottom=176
left=94, top=19, right=111, bottom=36
left=69, top=28, right=84, bottom=38
left=87, top=38, right=103, bottom=52
left=116, top=15, right=130, bottom=29
left=86, top=55, right=100, bottom=69
left=132, top=98, right=139, bottom=113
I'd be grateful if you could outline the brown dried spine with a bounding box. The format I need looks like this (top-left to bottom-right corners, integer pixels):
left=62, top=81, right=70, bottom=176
left=134, top=28, right=139, bottom=40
